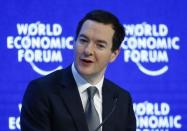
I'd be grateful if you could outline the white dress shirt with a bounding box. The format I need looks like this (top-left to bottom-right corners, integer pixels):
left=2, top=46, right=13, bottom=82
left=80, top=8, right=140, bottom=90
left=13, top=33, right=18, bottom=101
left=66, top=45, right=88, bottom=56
left=71, top=63, right=103, bottom=127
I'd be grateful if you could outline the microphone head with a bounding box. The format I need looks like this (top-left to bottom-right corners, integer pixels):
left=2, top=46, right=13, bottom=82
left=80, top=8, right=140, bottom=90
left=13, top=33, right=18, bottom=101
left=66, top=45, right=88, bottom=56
left=113, top=92, right=119, bottom=103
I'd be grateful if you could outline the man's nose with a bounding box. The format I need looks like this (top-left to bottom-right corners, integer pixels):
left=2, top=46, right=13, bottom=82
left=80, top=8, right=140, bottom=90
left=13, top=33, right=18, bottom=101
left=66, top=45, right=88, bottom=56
left=84, top=43, right=94, bottom=55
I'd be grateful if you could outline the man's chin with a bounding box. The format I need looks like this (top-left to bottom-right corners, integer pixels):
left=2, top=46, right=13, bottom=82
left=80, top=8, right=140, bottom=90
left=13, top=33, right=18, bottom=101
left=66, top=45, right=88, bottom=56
left=78, top=70, right=93, bottom=77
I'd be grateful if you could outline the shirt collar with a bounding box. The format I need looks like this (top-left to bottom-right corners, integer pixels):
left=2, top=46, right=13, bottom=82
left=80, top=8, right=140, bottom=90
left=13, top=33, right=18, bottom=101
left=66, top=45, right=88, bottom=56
left=71, top=63, right=103, bottom=98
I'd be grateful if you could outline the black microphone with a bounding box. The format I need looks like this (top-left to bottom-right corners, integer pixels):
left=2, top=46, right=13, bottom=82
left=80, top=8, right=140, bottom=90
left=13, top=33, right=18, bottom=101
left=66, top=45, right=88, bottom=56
left=94, top=95, right=118, bottom=131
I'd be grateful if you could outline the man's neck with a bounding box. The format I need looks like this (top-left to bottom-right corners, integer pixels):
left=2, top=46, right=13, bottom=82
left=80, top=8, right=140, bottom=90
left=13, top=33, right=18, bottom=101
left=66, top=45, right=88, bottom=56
left=73, top=63, right=105, bottom=85
left=82, top=73, right=104, bottom=85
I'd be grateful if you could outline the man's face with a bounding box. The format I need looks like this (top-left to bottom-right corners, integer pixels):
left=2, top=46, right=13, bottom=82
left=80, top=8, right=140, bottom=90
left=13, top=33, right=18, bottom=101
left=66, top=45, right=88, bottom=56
left=74, top=20, right=119, bottom=79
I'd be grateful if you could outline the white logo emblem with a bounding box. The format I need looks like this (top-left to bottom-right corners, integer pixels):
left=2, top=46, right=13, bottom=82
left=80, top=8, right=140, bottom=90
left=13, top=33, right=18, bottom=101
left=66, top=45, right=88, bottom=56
left=7, top=22, right=74, bottom=75
left=122, top=22, right=180, bottom=76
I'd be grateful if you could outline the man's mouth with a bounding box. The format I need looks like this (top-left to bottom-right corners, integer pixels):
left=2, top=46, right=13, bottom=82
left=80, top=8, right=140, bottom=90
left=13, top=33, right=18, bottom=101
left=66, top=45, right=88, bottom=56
left=81, top=59, right=93, bottom=63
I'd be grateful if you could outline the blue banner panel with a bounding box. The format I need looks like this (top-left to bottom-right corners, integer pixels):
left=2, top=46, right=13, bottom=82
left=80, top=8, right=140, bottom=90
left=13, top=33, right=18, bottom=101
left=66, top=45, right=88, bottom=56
left=0, top=0, right=186, bottom=131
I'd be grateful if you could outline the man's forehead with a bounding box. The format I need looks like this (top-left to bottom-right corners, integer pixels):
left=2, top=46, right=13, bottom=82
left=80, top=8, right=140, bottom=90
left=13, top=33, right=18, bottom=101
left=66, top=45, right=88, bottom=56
left=79, top=20, right=114, bottom=37
left=81, top=20, right=113, bottom=31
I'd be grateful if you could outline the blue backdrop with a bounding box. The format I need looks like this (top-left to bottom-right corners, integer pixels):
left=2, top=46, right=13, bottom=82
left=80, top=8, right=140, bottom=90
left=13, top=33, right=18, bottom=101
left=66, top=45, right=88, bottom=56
left=0, top=0, right=186, bottom=131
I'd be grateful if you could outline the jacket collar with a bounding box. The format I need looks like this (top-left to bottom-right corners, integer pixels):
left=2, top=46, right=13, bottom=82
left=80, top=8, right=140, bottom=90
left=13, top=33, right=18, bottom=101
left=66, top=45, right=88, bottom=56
left=57, top=66, right=89, bottom=131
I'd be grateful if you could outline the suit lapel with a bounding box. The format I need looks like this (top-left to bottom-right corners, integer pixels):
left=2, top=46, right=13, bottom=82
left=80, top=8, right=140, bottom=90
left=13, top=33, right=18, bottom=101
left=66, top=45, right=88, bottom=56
left=102, top=80, right=117, bottom=131
left=57, top=66, right=89, bottom=131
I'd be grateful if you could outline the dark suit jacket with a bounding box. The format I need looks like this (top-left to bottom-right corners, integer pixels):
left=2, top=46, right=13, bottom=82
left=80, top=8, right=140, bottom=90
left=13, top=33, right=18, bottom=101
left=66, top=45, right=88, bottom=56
left=21, top=66, right=136, bottom=131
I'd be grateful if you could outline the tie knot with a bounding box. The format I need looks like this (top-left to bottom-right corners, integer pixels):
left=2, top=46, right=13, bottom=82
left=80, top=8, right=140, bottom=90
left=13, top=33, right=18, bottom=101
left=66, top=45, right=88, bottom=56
left=87, top=86, right=97, bottom=99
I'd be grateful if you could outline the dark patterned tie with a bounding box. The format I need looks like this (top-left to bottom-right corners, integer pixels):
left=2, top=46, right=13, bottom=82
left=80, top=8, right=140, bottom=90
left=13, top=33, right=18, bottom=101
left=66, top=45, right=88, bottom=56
left=85, top=86, right=101, bottom=131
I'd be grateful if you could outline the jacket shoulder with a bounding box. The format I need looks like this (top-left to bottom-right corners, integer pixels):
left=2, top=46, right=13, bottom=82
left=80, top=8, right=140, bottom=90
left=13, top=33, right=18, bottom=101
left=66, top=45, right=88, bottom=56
left=104, top=78, right=132, bottom=98
left=31, top=69, right=63, bottom=85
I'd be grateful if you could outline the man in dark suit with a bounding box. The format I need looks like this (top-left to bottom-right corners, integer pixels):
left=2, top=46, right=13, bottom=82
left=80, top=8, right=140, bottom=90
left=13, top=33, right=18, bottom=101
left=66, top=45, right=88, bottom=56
left=21, top=10, right=136, bottom=131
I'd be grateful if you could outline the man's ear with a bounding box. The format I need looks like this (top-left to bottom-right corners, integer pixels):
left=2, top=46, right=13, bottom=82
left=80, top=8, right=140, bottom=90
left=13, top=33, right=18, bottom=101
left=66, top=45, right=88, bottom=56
left=109, top=49, right=120, bottom=63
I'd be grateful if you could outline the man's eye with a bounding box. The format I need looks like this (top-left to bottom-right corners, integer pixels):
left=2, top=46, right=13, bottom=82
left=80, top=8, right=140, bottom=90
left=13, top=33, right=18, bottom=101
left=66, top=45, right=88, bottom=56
left=79, top=38, right=88, bottom=43
left=97, top=44, right=106, bottom=49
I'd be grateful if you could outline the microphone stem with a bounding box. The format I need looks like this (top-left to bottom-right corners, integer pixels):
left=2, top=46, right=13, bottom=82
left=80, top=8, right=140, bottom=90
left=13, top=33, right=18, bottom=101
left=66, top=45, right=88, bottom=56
left=94, top=98, right=118, bottom=131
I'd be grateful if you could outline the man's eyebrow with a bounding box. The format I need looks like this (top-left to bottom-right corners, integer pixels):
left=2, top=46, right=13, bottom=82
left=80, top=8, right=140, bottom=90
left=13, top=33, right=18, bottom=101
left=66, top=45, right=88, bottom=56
left=79, top=34, right=107, bottom=45
left=79, top=34, right=88, bottom=39
left=97, top=40, right=107, bottom=45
